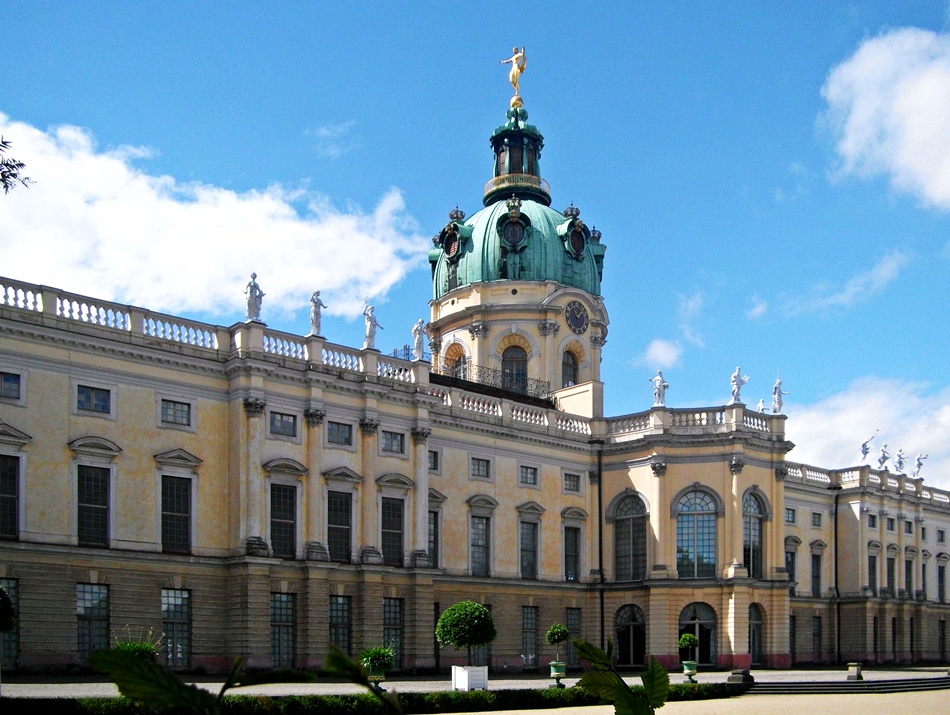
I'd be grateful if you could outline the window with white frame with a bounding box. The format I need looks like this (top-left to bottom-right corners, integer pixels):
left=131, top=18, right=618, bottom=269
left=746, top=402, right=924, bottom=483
left=520, top=521, right=539, bottom=579
left=564, top=526, right=580, bottom=582
left=162, top=588, right=191, bottom=667
left=78, top=465, right=110, bottom=547
left=329, top=595, right=351, bottom=654
left=614, top=494, right=647, bottom=581
left=381, top=430, right=405, bottom=454
left=675, top=490, right=717, bottom=578
left=161, top=476, right=191, bottom=554
left=939, top=529, right=947, bottom=543
left=381, top=497, right=404, bottom=567
left=564, top=472, right=581, bottom=493
left=77, top=583, right=109, bottom=662
left=161, top=399, right=192, bottom=427
left=0, top=455, right=19, bottom=539
left=470, top=457, right=491, bottom=480
left=868, top=514, right=878, bottom=528
left=521, top=605, right=538, bottom=667
left=0, top=372, right=21, bottom=401
left=270, top=592, right=295, bottom=668
left=383, top=597, right=404, bottom=669
left=905, top=520, right=913, bottom=535
left=887, top=517, right=896, bottom=531
left=743, top=493, right=765, bottom=579
left=471, top=516, right=490, bottom=576
left=519, top=465, right=538, bottom=486
left=785, top=507, right=796, bottom=524
left=327, top=491, right=352, bottom=563
left=811, top=512, right=822, bottom=528
left=327, top=421, right=353, bottom=446
left=77, top=384, right=111, bottom=414
left=428, top=449, right=440, bottom=472
left=270, top=411, right=297, bottom=437
left=270, top=483, right=297, bottom=559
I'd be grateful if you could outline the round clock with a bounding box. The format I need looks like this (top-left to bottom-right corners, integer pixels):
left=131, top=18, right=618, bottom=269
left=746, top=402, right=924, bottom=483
left=565, top=301, right=589, bottom=334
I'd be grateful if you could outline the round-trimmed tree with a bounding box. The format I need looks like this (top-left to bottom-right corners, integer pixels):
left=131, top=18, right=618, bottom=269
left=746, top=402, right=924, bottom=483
left=435, top=600, right=496, bottom=665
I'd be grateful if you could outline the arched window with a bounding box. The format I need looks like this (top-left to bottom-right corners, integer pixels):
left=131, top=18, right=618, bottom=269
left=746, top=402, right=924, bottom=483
left=679, top=602, right=717, bottom=665
left=561, top=351, right=578, bottom=388
left=749, top=603, right=764, bottom=666
left=614, top=605, right=646, bottom=666
left=614, top=495, right=647, bottom=581
left=743, top=493, right=765, bottom=579
left=452, top=354, right=468, bottom=380
left=502, top=346, right=528, bottom=394
left=675, top=490, right=717, bottom=578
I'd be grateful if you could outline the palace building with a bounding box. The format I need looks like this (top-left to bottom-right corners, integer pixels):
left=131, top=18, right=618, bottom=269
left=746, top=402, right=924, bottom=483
left=1, top=94, right=949, bottom=673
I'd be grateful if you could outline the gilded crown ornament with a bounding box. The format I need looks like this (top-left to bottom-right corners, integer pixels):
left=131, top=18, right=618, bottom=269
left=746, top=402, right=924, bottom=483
left=563, top=203, right=580, bottom=219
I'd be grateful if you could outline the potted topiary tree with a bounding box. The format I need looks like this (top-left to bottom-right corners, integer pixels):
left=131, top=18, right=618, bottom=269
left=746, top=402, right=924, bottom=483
left=358, top=644, right=396, bottom=691
left=678, top=632, right=699, bottom=682
left=545, top=623, right=570, bottom=687
left=436, top=600, right=496, bottom=691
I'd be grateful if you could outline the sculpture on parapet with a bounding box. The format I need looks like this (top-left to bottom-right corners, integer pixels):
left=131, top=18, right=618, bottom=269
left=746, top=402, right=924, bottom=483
left=309, top=291, right=327, bottom=336
left=649, top=370, right=669, bottom=406
left=860, top=430, right=878, bottom=462
left=412, top=319, right=427, bottom=361
left=912, top=454, right=929, bottom=478
left=501, top=46, right=527, bottom=104
left=756, top=398, right=765, bottom=413
left=362, top=303, right=383, bottom=350
left=728, top=366, right=749, bottom=405
left=245, top=273, right=264, bottom=321
left=878, top=443, right=890, bottom=470
left=772, top=378, right=789, bottom=414
left=894, top=449, right=906, bottom=474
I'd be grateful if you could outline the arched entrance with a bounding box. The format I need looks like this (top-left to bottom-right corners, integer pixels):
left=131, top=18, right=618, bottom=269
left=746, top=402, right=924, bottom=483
left=678, top=602, right=717, bottom=665
left=749, top=603, right=764, bottom=666
left=615, top=604, right=646, bottom=667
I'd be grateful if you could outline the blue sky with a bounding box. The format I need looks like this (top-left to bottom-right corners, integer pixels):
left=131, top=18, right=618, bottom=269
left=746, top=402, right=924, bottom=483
left=3, top=2, right=950, bottom=485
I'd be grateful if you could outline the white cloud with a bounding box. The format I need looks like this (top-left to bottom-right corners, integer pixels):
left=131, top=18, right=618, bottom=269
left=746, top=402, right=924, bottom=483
left=639, top=339, right=682, bottom=369
left=0, top=114, right=427, bottom=320
left=822, top=28, right=950, bottom=210
left=677, top=291, right=705, bottom=347
left=784, top=250, right=909, bottom=315
left=310, top=121, right=359, bottom=159
left=786, top=377, right=950, bottom=490
left=747, top=295, right=768, bottom=319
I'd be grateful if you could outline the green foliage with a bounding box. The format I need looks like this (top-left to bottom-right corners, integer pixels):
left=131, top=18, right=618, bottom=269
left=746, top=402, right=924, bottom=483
left=545, top=623, right=570, bottom=646
left=0, top=137, right=32, bottom=194
left=0, top=584, right=15, bottom=632
left=677, top=633, right=699, bottom=651
left=321, top=645, right=402, bottom=713
left=358, top=645, right=396, bottom=672
left=114, top=642, right=159, bottom=661
left=574, top=637, right=671, bottom=715
left=435, top=601, right=496, bottom=664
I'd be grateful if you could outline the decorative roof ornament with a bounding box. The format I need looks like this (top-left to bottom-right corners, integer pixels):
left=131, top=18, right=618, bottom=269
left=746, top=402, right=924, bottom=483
left=449, top=206, right=466, bottom=222
left=590, top=226, right=602, bottom=243
left=563, top=203, right=580, bottom=219
left=501, top=46, right=527, bottom=109
left=506, top=194, right=522, bottom=219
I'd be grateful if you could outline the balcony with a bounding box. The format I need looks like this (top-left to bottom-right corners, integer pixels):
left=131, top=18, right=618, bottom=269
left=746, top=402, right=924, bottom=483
left=432, top=361, right=551, bottom=401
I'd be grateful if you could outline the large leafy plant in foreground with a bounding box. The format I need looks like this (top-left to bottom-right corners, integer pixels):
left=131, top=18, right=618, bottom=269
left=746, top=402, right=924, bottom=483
left=574, top=638, right=669, bottom=715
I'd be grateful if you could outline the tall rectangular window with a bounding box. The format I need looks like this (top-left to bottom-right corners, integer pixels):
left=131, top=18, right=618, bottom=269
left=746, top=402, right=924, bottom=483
left=868, top=514, right=878, bottom=528
left=471, top=515, right=490, bottom=576
left=0, top=578, right=18, bottom=667
left=160, top=399, right=191, bottom=426
left=0, top=455, right=18, bottom=539
left=161, top=476, right=191, bottom=554
left=922, top=563, right=927, bottom=600
left=471, top=457, right=490, bottom=480
left=520, top=521, right=538, bottom=579
left=905, top=559, right=914, bottom=594
left=811, top=553, right=822, bottom=597
left=428, top=450, right=439, bottom=471
left=77, top=583, right=109, bottom=662
left=381, top=497, right=404, bottom=567
left=329, top=595, right=351, bottom=655
left=939, top=564, right=947, bottom=603
left=785, top=508, right=796, bottom=524
left=786, top=550, right=797, bottom=596
left=564, top=526, right=580, bottom=582
left=327, top=421, right=353, bottom=445
left=270, top=484, right=296, bottom=559
left=381, top=431, right=405, bottom=454
left=519, top=466, right=538, bottom=486
left=383, top=597, right=403, bottom=669
left=78, top=465, right=109, bottom=547
left=812, top=616, right=822, bottom=663
left=270, top=592, right=295, bottom=668
left=162, top=588, right=191, bottom=667
left=428, top=510, right=440, bottom=568
left=811, top=512, right=822, bottom=528
left=0, top=372, right=21, bottom=400
left=521, top=605, right=538, bottom=668
left=566, top=607, right=581, bottom=667
left=905, top=520, right=913, bottom=535
left=327, top=491, right=352, bottom=562
left=887, top=556, right=896, bottom=592
left=269, top=412, right=297, bottom=437
left=77, top=385, right=110, bottom=413
left=868, top=555, right=878, bottom=594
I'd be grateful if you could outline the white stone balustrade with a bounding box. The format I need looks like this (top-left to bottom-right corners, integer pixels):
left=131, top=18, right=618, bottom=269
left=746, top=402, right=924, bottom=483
left=263, top=330, right=307, bottom=360
left=0, top=277, right=43, bottom=311
left=322, top=345, right=363, bottom=372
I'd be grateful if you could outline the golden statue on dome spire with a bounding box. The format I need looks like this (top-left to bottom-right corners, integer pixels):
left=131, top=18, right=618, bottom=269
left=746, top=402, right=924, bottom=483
left=501, top=46, right=527, bottom=108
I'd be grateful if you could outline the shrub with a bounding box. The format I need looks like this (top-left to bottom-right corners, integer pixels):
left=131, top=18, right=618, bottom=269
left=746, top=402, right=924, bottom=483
left=358, top=645, right=395, bottom=673
left=545, top=623, right=570, bottom=661
left=435, top=601, right=496, bottom=665
left=677, top=632, right=699, bottom=653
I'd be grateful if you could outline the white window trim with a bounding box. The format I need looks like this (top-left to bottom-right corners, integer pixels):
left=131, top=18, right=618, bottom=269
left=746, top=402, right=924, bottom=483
left=468, top=453, right=494, bottom=483
left=72, top=455, right=118, bottom=549
left=561, top=469, right=585, bottom=497
left=154, top=462, right=199, bottom=556
left=323, top=468, right=362, bottom=563
left=71, top=378, right=117, bottom=421
left=428, top=488, right=447, bottom=570
left=562, top=520, right=585, bottom=583
left=0, top=442, right=28, bottom=539
left=518, top=462, right=541, bottom=491
left=0, top=367, right=27, bottom=408
left=325, top=420, right=357, bottom=452
left=266, top=409, right=302, bottom=444
left=377, top=477, right=412, bottom=567
left=156, top=394, right=197, bottom=433
left=379, top=429, right=409, bottom=460
left=467, top=494, right=498, bottom=577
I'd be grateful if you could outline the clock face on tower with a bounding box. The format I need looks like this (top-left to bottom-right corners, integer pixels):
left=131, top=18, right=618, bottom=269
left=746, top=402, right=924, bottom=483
left=564, top=301, right=589, bottom=334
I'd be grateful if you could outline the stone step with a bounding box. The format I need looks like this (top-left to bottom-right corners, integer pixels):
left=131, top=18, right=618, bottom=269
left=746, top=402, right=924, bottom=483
left=747, top=676, right=950, bottom=695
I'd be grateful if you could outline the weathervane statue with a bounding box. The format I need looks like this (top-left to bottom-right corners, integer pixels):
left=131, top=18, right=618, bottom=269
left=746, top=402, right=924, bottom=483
left=501, top=46, right=527, bottom=107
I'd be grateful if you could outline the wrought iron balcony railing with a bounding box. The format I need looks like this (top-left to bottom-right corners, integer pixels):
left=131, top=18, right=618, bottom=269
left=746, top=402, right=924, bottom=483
left=433, top=361, right=551, bottom=400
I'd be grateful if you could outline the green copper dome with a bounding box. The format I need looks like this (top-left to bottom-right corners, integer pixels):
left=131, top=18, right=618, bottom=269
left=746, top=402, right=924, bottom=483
left=429, top=106, right=606, bottom=300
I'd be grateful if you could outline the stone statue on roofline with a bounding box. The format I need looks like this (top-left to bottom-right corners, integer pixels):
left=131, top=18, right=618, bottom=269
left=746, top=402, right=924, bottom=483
left=756, top=398, right=766, bottom=413
left=912, top=454, right=928, bottom=478
left=878, top=442, right=890, bottom=470
left=894, top=448, right=906, bottom=474
left=772, top=377, right=789, bottom=414
left=309, top=291, right=327, bottom=336
left=649, top=370, right=669, bottom=406
left=245, top=273, right=264, bottom=321
left=362, top=302, right=383, bottom=350
left=860, top=430, right=877, bottom=462
left=412, top=319, right=427, bottom=361
left=728, top=366, right=749, bottom=405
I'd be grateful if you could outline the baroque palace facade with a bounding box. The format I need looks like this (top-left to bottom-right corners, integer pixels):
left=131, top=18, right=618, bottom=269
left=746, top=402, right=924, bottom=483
left=2, top=96, right=950, bottom=674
